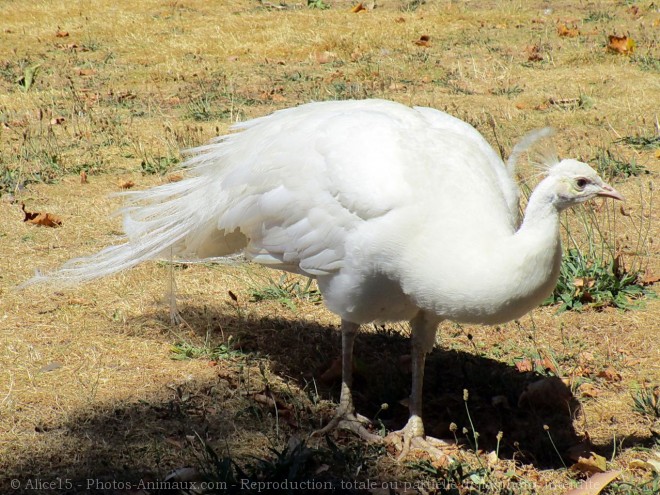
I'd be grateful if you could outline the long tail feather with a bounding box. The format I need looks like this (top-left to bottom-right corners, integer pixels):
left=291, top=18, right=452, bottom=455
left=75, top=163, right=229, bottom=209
left=22, top=169, right=239, bottom=287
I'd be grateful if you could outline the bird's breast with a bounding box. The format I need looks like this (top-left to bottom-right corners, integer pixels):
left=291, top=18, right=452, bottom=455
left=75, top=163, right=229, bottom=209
left=317, top=271, right=419, bottom=324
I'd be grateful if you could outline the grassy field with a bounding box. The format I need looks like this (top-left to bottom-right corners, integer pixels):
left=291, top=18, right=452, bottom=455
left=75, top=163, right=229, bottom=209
left=0, top=0, right=658, bottom=493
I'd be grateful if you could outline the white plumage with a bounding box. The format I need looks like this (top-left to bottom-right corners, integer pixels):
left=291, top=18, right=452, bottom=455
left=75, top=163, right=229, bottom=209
left=27, top=99, right=623, bottom=458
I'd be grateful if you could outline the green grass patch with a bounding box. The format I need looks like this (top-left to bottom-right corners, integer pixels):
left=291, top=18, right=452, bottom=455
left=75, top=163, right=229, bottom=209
left=543, top=248, right=654, bottom=312
left=249, top=274, right=322, bottom=311
left=170, top=339, right=241, bottom=361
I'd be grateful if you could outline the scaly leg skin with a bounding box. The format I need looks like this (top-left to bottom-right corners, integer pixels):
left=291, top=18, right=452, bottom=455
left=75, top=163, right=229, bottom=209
left=313, top=320, right=382, bottom=443
left=385, top=312, right=453, bottom=462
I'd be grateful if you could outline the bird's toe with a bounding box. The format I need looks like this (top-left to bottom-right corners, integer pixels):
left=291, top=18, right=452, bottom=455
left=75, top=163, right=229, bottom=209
left=385, top=422, right=455, bottom=463
left=312, top=408, right=382, bottom=443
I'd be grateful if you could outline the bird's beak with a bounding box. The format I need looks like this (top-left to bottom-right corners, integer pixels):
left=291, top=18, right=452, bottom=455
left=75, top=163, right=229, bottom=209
left=597, top=183, right=624, bottom=201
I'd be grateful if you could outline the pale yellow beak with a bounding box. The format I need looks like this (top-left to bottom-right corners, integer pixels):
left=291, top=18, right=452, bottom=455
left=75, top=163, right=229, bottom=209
left=597, top=183, right=624, bottom=201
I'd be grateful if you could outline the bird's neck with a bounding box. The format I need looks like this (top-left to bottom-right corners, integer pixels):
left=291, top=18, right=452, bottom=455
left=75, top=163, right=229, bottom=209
left=496, top=178, right=563, bottom=319
left=402, top=177, right=564, bottom=325
left=517, top=178, right=561, bottom=236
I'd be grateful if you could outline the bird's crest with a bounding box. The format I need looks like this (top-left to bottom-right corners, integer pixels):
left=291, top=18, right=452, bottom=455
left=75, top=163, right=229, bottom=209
left=507, top=127, right=559, bottom=176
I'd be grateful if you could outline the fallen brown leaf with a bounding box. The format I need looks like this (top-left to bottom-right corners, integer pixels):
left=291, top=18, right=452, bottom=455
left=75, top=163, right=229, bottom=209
left=564, top=470, right=620, bottom=495
left=629, top=458, right=660, bottom=472
left=515, top=358, right=534, bottom=372
left=607, top=35, right=635, bottom=55
left=526, top=44, right=544, bottom=62
left=597, top=367, right=621, bottom=382
left=572, top=452, right=607, bottom=475
left=21, top=203, right=63, bottom=227
left=557, top=24, right=579, bottom=37
left=414, top=35, right=431, bottom=47
left=351, top=2, right=366, bottom=13
left=578, top=382, right=601, bottom=398
left=567, top=437, right=595, bottom=462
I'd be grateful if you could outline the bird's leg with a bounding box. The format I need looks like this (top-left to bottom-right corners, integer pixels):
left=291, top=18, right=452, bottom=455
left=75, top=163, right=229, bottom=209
left=313, top=320, right=381, bottom=442
left=386, top=312, right=452, bottom=461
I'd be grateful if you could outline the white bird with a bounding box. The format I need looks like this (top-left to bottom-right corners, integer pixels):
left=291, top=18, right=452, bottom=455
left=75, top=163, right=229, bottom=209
left=26, top=99, right=623, bottom=458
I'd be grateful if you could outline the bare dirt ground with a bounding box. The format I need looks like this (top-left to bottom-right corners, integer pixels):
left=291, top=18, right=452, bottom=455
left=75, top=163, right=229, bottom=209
left=0, top=1, right=658, bottom=494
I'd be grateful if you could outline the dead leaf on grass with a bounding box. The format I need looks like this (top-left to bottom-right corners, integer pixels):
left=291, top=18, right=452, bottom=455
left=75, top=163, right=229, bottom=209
left=351, top=2, right=366, bottom=13
left=573, top=277, right=594, bottom=289
left=557, top=24, right=579, bottom=37
left=564, top=470, right=620, bottom=495
left=572, top=452, right=608, bottom=475
left=515, top=356, right=558, bottom=374
left=414, top=35, right=431, bottom=47
left=578, top=382, right=601, bottom=398
left=629, top=457, right=660, bottom=473
left=607, top=35, right=635, bottom=55
left=567, top=436, right=594, bottom=462
left=515, top=358, right=534, bottom=372
left=21, top=203, right=63, bottom=227
left=597, top=367, right=621, bottom=382
left=526, top=44, right=544, bottom=62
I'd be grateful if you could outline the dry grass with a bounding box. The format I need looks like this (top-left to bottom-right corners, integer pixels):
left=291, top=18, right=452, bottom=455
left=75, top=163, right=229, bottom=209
left=1, top=0, right=659, bottom=493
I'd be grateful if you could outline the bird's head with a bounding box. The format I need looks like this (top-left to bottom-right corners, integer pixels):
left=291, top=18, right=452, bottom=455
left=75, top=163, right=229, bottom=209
left=547, top=159, right=623, bottom=210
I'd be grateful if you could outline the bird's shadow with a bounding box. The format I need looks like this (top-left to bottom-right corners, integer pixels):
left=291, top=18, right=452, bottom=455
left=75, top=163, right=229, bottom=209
left=4, top=304, right=653, bottom=489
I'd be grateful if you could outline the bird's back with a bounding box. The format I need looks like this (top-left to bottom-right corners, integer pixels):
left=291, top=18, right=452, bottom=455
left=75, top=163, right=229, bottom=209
left=32, top=99, right=518, bottom=288
left=171, top=100, right=517, bottom=269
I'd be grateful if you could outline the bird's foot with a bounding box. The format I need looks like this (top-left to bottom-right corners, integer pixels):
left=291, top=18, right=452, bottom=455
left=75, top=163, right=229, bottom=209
left=312, top=406, right=382, bottom=443
left=385, top=416, right=454, bottom=463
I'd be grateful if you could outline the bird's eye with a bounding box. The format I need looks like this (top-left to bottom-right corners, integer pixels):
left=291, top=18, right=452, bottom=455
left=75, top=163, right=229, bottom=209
left=576, top=178, right=588, bottom=189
